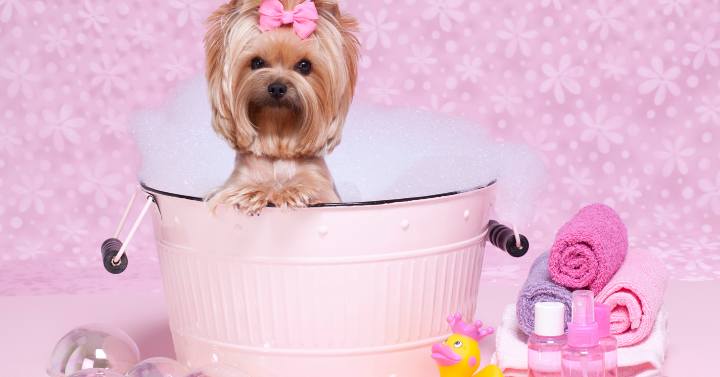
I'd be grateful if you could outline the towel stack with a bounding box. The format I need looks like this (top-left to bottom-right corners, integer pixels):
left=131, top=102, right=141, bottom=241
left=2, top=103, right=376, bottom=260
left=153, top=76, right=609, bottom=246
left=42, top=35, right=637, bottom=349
left=498, top=203, right=669, bottom=375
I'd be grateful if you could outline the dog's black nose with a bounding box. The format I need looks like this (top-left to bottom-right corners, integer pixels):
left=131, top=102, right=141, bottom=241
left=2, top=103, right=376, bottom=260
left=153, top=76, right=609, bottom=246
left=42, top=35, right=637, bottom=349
left=268, top=83, right=287, bottom=99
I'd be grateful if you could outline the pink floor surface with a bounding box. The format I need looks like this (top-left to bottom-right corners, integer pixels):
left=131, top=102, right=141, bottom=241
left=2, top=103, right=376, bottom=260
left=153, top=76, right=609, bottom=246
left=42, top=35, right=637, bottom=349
left=2, top=281, right=715, bottom=376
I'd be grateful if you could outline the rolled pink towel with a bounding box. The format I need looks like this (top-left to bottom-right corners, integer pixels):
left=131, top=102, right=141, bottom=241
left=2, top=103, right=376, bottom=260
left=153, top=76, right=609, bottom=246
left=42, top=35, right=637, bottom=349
left=548, top=204, right=628, bottom=294
left=596, top=248, right=668, bottom=347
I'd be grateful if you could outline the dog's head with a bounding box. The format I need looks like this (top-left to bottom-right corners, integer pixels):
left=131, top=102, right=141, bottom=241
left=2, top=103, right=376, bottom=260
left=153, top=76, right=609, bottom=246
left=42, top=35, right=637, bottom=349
left=205, top=0, right=359, bottom=158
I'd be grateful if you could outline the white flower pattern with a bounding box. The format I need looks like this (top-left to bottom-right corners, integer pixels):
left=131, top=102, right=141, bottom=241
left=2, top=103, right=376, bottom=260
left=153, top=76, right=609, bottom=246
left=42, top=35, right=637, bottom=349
left=696, top=97, right=720, bottom=124
left=40, top=105, right=85, bottom=152
left=660, top=0, right=689, bottom=17
left=422, top=0, right=465, bottom=32
left=0, top=0, right=25, bottom=23
left=613, top=176, right=642, bottom=204
left=685, top=29, right=720, bottom=70
left=698, top=172, right=720, bottom=215
left=637, top=57, right=681, bottom=106
left=0, top=0, right=718, bottom=294
left=90, top=55, right=129, bottom=95
left=541, top=0, right=563, bottom=10
left=586, top=0, right=625, bottom=40
left=406, top=45, right=437, bottom=75
left=168, top=0, right=205, bottom=27
left=11, top=176, right=53, bottom=214
left=655, top=137, right=695, bottom=177
left=361, top=10, right=398, bottom=50
left=0, top=58, right=39, bottom=99
left=562, top=165, right=594, bottom=195
left=490, top=86, right=522, bottom=115
left=580, top=105, right=624, bottom=153
left=455, top=55, right=483, bottom=83
left=496, top=18, right=537, bottom=58
left=540, top=54, right=583, bottom=104
left=78, top=0, right=109, bottom=33
left=598, top=55, right=628, bottom=81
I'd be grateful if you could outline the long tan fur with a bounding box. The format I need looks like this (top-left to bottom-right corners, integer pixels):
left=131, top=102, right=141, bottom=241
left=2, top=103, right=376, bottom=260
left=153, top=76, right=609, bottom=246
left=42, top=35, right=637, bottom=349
left=204, top=0, right=359, bottom=214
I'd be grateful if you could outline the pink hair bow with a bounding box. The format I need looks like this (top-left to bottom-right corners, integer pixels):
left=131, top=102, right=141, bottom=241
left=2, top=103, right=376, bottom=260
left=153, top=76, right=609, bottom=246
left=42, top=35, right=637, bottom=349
left=258, top=0, right=319, bottom=40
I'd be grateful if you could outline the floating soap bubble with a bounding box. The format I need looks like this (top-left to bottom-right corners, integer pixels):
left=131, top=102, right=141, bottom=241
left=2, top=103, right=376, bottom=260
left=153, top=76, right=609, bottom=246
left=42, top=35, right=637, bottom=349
left=66, top=368, right=125, bottom=377
left=126, top=357, right=190, bottom=377
left=47, top=325, right=140, bottom=377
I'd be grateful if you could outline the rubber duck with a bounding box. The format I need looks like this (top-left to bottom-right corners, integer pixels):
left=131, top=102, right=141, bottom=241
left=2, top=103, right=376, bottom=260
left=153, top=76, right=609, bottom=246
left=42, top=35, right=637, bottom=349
left=431, top=313, right=504, bottom=377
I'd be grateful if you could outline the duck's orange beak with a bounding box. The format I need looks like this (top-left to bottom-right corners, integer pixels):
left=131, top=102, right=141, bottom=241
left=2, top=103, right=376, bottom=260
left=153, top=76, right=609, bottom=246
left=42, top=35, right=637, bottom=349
left=431, top=343, right=461, bottom=366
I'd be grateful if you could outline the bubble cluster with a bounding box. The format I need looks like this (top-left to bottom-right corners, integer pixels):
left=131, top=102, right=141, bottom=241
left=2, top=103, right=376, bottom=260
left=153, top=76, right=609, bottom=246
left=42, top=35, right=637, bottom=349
left=132, top=76, right=546, bottom=227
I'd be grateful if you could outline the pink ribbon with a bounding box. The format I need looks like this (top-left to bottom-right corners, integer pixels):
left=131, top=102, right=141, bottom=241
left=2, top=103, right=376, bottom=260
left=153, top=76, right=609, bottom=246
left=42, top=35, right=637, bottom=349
left=258, top=0, right=319, bottom=40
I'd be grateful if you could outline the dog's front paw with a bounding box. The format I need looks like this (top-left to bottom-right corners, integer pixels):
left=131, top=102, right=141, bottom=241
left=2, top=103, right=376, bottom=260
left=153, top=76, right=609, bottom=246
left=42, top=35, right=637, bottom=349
left=208, top=185, right=270, bottom=216
left=269, top=185, right=315, bottom=209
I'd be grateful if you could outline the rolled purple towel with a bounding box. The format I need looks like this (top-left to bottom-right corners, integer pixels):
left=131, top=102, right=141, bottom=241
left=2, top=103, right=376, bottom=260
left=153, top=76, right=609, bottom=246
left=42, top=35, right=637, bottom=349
left=516, top=252, right=572, bottom=336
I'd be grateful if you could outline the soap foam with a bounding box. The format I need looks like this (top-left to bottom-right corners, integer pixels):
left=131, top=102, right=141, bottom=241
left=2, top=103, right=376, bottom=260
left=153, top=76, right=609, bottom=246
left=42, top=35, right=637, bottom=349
left=131, top=78, right=234, bottom=197
left=130, top=76, right=545, bottom=227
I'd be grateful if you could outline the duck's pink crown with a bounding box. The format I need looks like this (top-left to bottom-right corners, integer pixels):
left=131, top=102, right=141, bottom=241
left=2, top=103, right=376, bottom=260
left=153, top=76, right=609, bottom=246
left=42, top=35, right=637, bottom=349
left=447, top=313, right=494, bottom=342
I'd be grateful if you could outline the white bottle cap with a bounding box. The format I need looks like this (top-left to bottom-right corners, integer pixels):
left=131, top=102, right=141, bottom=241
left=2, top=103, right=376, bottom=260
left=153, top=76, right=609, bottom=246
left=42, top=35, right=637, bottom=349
left=534, top=301, right=566, bottom=337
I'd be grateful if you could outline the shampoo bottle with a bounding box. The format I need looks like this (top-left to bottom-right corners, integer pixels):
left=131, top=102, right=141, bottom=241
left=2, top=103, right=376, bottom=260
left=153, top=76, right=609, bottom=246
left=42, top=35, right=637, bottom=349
left=595, top=303, right=618, bottom=377
left=528, top=302, right=567, bottom=377
left=561, top=290, right=604, bottom=377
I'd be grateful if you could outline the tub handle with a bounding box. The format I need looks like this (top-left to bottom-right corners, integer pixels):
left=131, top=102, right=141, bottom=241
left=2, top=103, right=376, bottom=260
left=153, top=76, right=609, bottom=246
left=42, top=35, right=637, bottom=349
left=100, top=190, right=155, bottom=274
left=487, top=220, right=529, bottom=258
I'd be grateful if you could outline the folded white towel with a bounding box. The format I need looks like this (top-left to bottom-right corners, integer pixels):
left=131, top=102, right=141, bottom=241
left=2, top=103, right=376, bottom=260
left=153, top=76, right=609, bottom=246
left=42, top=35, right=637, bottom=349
left=491, top=304, right=667, bottom=377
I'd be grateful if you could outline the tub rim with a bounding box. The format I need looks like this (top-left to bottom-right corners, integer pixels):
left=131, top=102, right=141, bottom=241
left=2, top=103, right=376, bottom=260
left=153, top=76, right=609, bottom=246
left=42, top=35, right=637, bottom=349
left=140, top=180, right=496, bottom=208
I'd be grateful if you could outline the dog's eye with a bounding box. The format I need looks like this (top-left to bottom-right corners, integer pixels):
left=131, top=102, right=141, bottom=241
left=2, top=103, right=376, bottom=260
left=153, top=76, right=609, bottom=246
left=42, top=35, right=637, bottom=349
left=295, top=59, right=312, bottom=75
left=251, top=57, right=265, bottom=70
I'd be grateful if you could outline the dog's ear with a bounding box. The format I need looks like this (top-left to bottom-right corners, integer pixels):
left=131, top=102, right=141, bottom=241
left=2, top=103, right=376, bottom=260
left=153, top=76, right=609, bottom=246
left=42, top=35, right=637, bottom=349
left=204, top=1, right=259, bottom=150
left=226, top=0, right=252, bottom=6
left=320, top=2, right=360, bottom=153
left=313, top=0, right=350, bottom=23
left=311, top=0, right=360, bottom=74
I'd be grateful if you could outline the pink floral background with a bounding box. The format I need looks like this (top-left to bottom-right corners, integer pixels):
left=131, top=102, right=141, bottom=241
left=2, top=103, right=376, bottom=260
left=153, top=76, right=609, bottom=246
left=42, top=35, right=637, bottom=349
left=1, top=0, right=719, bottom=295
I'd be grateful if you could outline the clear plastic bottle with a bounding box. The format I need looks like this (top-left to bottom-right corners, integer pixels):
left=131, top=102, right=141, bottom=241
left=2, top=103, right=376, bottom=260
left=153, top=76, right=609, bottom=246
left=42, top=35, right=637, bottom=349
left=561, top=290, right=604, bottom=377
left=595, top=303, right=618, bottom=377
left=528, top=302, right=567, bottom=377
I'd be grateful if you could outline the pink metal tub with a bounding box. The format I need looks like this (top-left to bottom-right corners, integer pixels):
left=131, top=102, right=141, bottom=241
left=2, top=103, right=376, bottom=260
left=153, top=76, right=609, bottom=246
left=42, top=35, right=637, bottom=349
left=136, top=181, right=505, bottom=377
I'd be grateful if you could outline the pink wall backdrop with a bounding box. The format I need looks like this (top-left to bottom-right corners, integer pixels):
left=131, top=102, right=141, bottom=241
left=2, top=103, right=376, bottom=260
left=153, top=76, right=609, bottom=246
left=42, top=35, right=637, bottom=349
left=1, top=0, right=719, bottom=295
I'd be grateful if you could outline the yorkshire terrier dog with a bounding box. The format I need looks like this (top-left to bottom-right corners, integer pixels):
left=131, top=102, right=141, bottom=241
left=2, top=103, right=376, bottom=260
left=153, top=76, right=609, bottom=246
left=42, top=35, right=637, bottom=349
left=204, top=0, right=359, bottom=214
